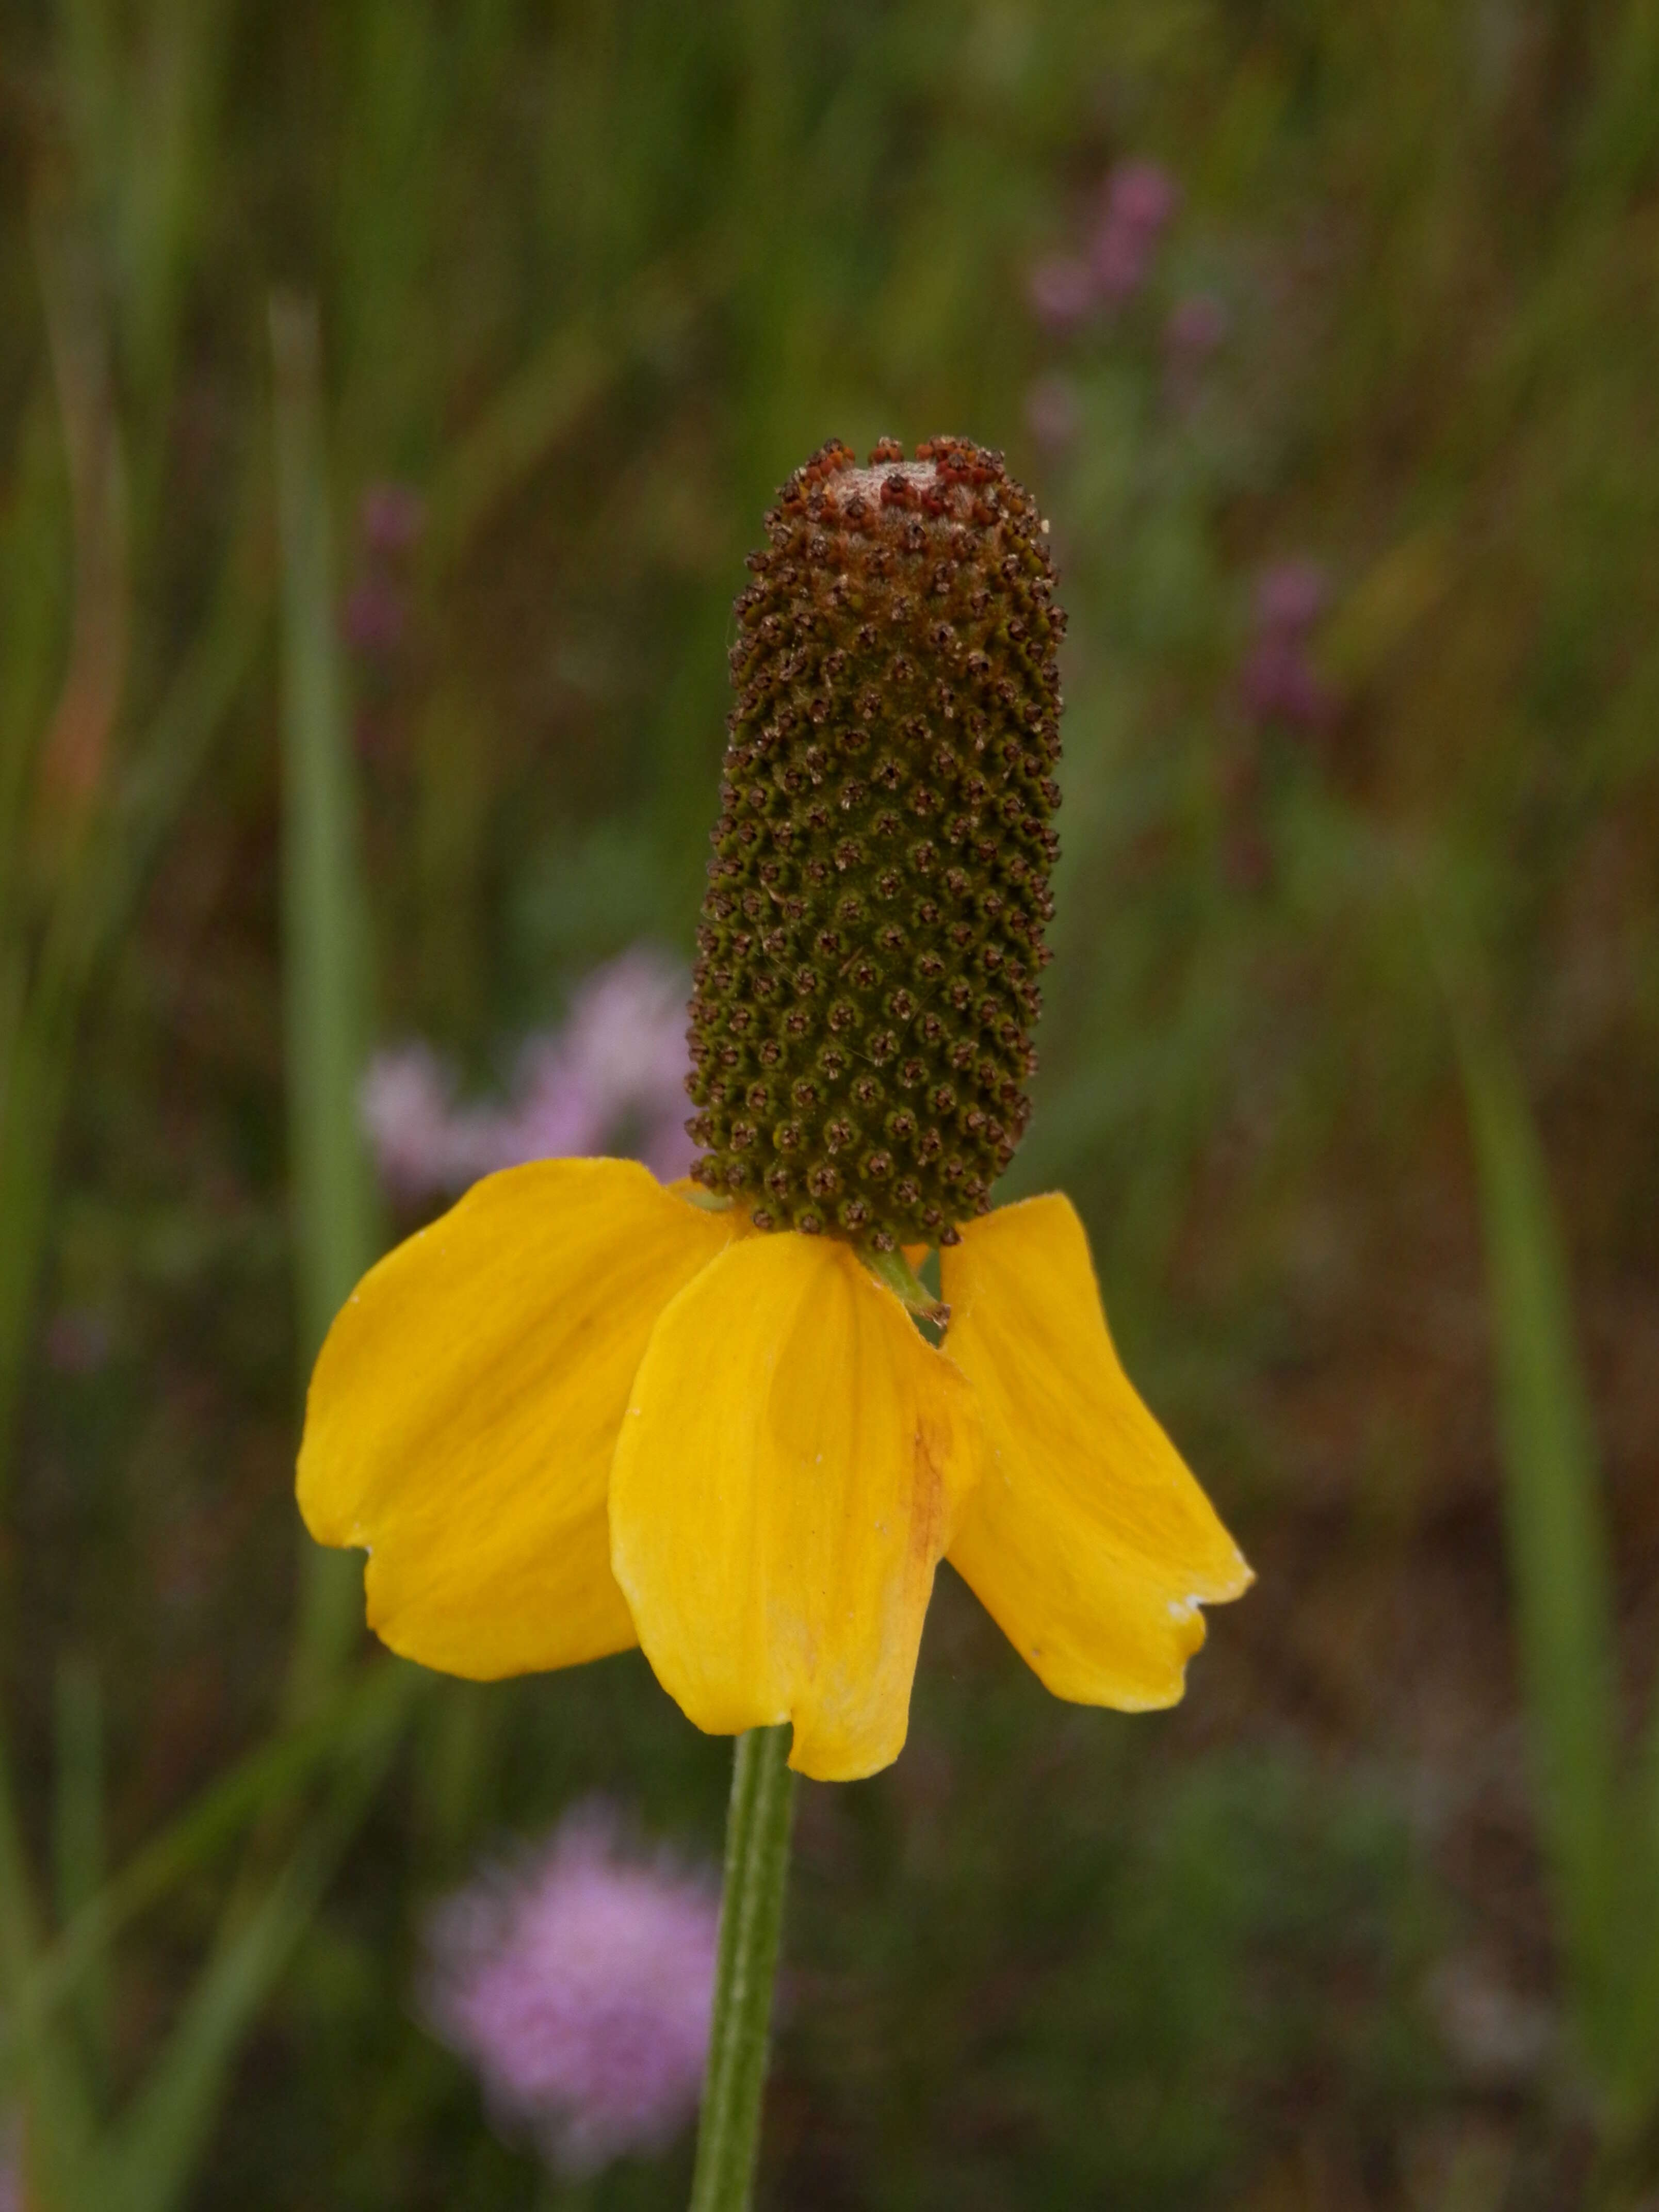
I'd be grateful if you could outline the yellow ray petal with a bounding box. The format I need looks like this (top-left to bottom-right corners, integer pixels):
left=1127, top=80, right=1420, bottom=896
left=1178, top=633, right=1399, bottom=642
left=298, top=1159, right=741, bottom=1679
left=610, top=1234, right=982, bottom=1782
left=941, top=1194, right=1251, bottom=1709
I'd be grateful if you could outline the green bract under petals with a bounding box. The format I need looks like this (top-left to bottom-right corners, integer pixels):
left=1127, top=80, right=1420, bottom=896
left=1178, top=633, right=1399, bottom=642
left=685, top=436, right=1064, bottom=1255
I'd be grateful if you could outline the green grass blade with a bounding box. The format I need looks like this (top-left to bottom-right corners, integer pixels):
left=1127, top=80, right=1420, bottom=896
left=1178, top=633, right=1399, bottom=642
left=1453, top=1012, right=1620, bottom=2071
left=0, top=1727, right=100, bottom=2208
left=421, top=250, right=715, bottom=574
left=99, top=450, right=267, bottom=941
left=269, top=291, right=381, bottom=1715
left=100, top=1698, right=406, bottom=2212
left=0, top=380, right=72, bottom=939
left=52, top=1654, right=110, bottom=2095
left=0, top=551, right=260, bottom=1504
left=0, top=981, right=80, bottom=1502
left=1603, top=1563, right=1659, bottom=2138
left=0, top=1661, right=421, bottom=2084
left=0, top=447, right=261, bottom=1503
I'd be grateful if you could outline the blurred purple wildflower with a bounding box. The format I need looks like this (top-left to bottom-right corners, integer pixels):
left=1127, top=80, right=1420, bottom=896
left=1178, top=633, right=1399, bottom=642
left=344, top=480, right=426, bottom=673
left=1254, top=559, right=1328, bottom=633
left=1163, top=294, right=1229, bottom=411
left=1027, top=158, right=1182, bottom=337
left=1024, top=371, right=1082, bottom=452
left=343, top=577, right=407, bottom=658
left=1027, top=254, right=1096, bottom=333
left=1239, top=559, right=1336, bottom=733
left=360, top=481, right=426, bottom=556
left=1089, top=159, right=1181, bottom=304
left=359, top=1045, right=471, bottom=1195
left=362, top=947, right=694, bottom=1201
left=1164, top=291, right=1228, bottom=367
left=1106, top=158, right=1181, bottom=236
left=422, top=1802, right=720, bottom=2178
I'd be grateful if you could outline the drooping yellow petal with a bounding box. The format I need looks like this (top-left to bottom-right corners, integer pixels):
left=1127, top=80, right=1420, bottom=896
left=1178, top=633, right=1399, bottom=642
left=298, top=1159, right=741, bottom=1679
left=610, top=1234, right=982, bottom=1782
left=941, top=1194, right=1251, bottom=1709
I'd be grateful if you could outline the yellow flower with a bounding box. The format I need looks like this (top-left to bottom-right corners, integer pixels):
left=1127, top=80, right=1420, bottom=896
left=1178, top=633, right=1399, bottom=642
left=297, top=1157, right=1250, bottom=1782
left=299, top=437, right=1251, bottom=1782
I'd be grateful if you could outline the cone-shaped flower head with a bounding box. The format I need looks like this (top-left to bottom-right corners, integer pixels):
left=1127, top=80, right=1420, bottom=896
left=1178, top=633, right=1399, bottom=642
left=296, top=439, right=1250, bottom=1783
left=687, top=436, right=1062, bottom=1249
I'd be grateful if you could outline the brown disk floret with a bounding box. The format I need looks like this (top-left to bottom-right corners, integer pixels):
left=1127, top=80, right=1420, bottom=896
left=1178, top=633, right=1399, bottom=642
left=684, top=437, right=1065, bottom=1253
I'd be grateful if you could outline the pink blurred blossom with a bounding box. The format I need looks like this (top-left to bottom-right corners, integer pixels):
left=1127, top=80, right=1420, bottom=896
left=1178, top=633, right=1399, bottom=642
left=422, top=1802, right=720, bottom=2178
left=1240, top=639, right=1333, bottom=731
left=1163, top=294, right=1229, bottom=410
left=359, top=481, right=426, bottom=556
left=344, top=577, right=407, bottom=658
left=1239, top=560, right=1337, bottom=733
left=359, top=1045, right=474, bottom=1196
left=1027, top=255, right=1096, bottom=333
left=345, top=481, right=426, bottom=670
left=1164, top=291, right=1228, bottom=365
left=1105, top=158, right=1182, bottom=236
left=1089, top=159, right=1181, bottom=304
left=1024, top=371, right=1082, bottom=452
left=1253, top=559, right=1328, bottom=634
left=362, top=948, right=694, bottom=1201
left=1027, top=159, right=1182, bottom=335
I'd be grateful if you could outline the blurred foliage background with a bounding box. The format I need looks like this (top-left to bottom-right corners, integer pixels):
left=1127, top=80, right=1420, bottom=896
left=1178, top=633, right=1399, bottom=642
left=3, top=1, right=1659, bottom=2206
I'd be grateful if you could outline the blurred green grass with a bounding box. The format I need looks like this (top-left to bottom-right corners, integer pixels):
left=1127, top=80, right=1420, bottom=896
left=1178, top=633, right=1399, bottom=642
left=2, top=1, right=1658, bottom=2205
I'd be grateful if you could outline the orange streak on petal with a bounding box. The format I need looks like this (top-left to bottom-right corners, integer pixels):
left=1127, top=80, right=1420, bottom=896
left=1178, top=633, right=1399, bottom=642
left=611, top=1234, right=981, bottom=1781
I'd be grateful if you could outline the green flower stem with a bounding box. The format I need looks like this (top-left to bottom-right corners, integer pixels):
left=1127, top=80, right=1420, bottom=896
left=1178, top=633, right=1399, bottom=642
left=690, top=1725, right=796, bottom=2212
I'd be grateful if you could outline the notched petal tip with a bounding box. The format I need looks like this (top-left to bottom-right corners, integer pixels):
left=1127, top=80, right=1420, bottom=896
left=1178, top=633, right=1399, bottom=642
left=941, top=1192, right=1251, bottom=1712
